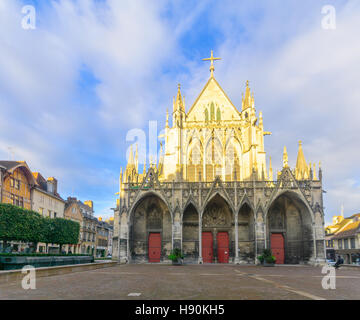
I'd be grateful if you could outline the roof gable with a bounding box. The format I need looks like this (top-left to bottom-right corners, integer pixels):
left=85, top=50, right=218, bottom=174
left=0, top=161, right=37, bottom=186
left=186, top=77, right=241, bottom=122
left=33, top=172, right=47, bottom=190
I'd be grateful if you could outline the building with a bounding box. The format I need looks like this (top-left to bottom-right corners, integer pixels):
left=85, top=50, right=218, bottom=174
left=64, top=198, right=98, bottom=255
left=0, top=161, right=37, bottom=210
left=96, top=218, right=113, bottom=257
left=63, top=197, right=83, bottom=254
left=113, top=52, right=326, bottom=265
left=107, top=218, right=114, bottom=256
left=325, top=213, right=360, bottom=264
left=32, top=174, right=65, bottom=219
left=32, top=173, right=66, bottom=253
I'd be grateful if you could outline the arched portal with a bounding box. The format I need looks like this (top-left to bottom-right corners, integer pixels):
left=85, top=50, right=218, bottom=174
left=182, top=203, right=199, bottom=262
left=129, top=194, right=172, bottom=263
left=202, top=194, right=234, bottom=263
left=238, top=203, right=255, bottom=261
left=267, top=192, right=313, bottom=264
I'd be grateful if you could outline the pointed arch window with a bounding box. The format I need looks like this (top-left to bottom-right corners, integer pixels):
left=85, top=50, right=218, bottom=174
left=205, top=108, right=209, bottom=122
left=210, top=102, right=215, bottom=121
left=216, top=107, right=221, bottom=121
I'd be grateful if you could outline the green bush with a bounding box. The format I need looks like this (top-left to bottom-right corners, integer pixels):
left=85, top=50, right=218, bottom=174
left=168, top=248, right=184, bottom=261
left=265, top=255, right=276, bottom=264
left=0, top=203, right=80, bottom=250
left=0, top=203, right=43, bottom=243
left=258, top=249, right=276, bottom=264
left=0, top=253, right=91, bottom=257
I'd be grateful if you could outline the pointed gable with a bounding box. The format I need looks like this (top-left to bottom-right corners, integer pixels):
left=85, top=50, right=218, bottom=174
left=186, top=77, right=241, bottom=122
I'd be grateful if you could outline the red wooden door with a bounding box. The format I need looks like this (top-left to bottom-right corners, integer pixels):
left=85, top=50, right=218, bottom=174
left=148, top=233, right=161, bottom=262
left=217, top=232, right=229, bottom=263
left=202, top=232, right=213, bottom=263
left=271, top=233, right=284, bottom=264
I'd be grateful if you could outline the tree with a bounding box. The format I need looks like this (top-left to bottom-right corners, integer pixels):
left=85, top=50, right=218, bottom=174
left=0, top=204, right=80, bottom=254
left=47, top=218, right=80, bottom=253
left=0, top=203, right=43, bottom=250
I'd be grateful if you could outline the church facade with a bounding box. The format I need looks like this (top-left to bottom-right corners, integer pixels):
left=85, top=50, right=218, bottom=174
left=113, top=52, right=326, bottom=265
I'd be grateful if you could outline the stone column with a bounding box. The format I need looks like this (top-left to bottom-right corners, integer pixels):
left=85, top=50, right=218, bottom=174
left=119, top=211, right=129, bottom=263
left=198, top=211, right=203, bottom=264
left=315, top=211, right=326, bottom=264
left=173, top=210, right=182, bottom=250
left=308, top=222, right=318, bottom=265
left=255, top=211, right=266, bottom=263
left=234, top=212, right=240, bottom=264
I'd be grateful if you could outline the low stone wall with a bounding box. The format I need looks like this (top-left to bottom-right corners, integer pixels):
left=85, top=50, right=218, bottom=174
left=0, top=261, right=117, bottom=285
left=0, top=255, right=94, bottom=270
left=342, top=264, right=360, bottom=268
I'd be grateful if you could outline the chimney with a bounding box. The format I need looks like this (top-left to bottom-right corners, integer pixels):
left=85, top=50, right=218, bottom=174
left=47, top=177, right=58, bottom=194
left=84, top=200, right=93, bottom=211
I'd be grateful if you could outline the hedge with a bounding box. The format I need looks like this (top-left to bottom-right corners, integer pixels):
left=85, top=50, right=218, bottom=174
left=0, top=253, right=90, bottom=257
left=0, top=203, right=80, bottom=246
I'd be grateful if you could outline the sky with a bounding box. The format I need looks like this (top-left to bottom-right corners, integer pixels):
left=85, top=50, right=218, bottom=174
left=0, top=0, right=359, bottom=224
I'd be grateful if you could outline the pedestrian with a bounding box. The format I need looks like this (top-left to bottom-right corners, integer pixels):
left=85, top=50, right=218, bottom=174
left=334, top=255, right=344, bottom=269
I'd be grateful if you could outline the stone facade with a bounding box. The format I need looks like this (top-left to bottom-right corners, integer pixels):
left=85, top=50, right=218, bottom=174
left=325, top=213, right=360, bottom=264
left=113, top=54, right=326, bottom=265
left=0, top=161, right=35, bottom=210
left=114, top=170, right=325, bottom=265
left=96, top=220, right=113, bottom=257
left=32, top=174, right=65, bottom=219
left=64, top=197, right=98, bottom=255
left=32, top=173, right=65, bottom=253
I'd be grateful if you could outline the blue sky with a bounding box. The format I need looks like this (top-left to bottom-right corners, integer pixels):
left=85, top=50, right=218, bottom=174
left=0, top=0, right=359, bottom=224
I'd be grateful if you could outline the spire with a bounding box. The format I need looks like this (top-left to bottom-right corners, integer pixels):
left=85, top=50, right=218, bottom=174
left=175, top=84, right=184, bottom=110
left=313, top=163, right=317, bottom=180
left=242, top=80, right=253, bottom=111
left=158, top=142, right=164, bottom=176
left=173, top=84, right=185, bottom=128
left=119, top=167, right=123, bottom=189
left=134, top=144, right=138, bottom=173
left=259, top=111, right=263, bottom=129
left=295, top=140, right=307, bottom=180
left=283, top=146, right=289, bottom=168
left=128, top=144, right=134, bottom=166
left=143, top=155, right=146, bottom=175
left=269, top=156, right=273, bottom=181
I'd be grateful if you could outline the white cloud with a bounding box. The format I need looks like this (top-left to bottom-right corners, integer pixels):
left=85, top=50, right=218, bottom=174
left=0, top=0, right=181, bottom=216
left=191, top=0, right=360, bottom=221
left=1, top=0, right=359, bottom=221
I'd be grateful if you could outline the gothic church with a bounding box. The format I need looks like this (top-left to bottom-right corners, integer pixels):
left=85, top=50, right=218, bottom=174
left=113, top=51, right=326, bottom=265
